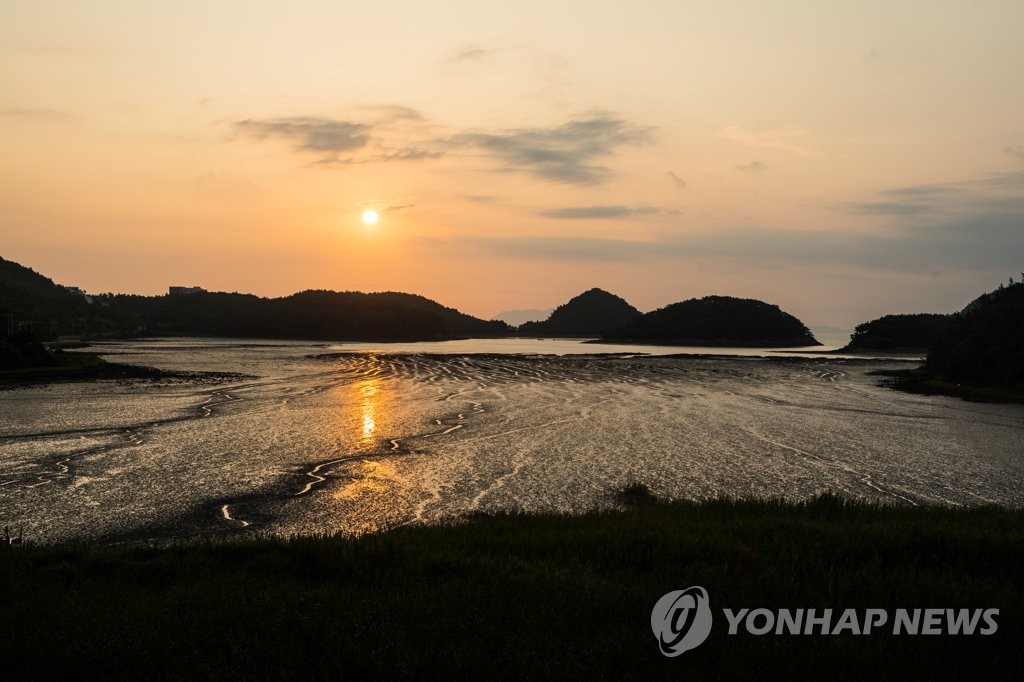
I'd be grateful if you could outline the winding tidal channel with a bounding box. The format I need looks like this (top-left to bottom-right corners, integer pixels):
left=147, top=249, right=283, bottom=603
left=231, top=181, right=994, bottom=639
left=1, top=338, right=1022, bottom=543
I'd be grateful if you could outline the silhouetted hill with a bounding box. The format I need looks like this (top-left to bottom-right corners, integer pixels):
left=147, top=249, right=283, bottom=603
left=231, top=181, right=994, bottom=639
left=844, top=313, right=953, bottom=351
left=0, top=256, right=92, bottom=330
left=925, top=280, right=1024, bottom=388
left=518, top=289, right=640, bottom=337
left=2, top=255, right=509, bottom=342
left=104, top=289, right=510, bottom=341
left=603, top=295, right=819, bottom=347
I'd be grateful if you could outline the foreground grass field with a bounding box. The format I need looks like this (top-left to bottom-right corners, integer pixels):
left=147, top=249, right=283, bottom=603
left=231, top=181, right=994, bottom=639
left=2, top=496, right=1021, bottom=680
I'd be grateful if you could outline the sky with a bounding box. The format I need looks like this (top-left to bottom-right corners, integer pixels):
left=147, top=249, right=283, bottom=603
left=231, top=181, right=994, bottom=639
left=2, top=1, right=1023, bottom=327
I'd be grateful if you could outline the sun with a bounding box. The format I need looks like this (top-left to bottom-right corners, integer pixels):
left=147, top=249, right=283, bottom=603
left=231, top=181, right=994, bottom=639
left=362, top=209, right=379, bottom=225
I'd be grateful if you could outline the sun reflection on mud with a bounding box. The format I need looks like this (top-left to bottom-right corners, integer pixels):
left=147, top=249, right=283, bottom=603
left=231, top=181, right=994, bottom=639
left=354, top=376, right=383, bottom=446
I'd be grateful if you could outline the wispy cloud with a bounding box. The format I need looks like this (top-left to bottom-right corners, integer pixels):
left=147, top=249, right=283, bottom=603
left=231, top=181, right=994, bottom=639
left=1, top=107, right=74, bottom=121
left=232, top=109, right=442, bottom=165
left=465, top=236, right=650, bottom=261
left=233, top=117, right=371, bottom=162
left=447, top=45, right=505, bottom=63
left=667, top=171, right=686, bottom=189
left=538, top=205, right=667, bottom=219
left=462, top=167, right=1024, bottom=273
left=839, top=201, right=933, bottom=216
left=463, top=210, right=1024, bottom=272
left=448, top=113, right=653, bottom=184
left=233, top=110, right=652, bottom=181
left=381, top=203, right=416, bottom=213
left=353, top=105, right=426, bottom=122
left=737, top=160, right=766, bottom=173
left=720, top=125, right=819, bottom=157
left=838, top=170, right=1022, bottom=217
left=1004, top=146, right=1024, bottom=161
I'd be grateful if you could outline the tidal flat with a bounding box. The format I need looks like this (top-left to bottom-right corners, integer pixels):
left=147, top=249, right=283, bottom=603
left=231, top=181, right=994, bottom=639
left=1, top=338, right=1021, bottom=544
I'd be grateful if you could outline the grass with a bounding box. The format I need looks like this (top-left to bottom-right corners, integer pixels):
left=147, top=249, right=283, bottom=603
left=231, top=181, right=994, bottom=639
left=1, top=495, right=1021, bottom=680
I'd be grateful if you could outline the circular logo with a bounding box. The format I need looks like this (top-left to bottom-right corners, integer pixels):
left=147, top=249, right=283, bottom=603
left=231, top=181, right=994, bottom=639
left=651, top=586, right=713, bottom=657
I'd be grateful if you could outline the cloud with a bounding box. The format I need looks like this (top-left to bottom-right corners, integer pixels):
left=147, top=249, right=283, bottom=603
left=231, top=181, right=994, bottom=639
left=233, top=109, right=443, bottom=164
left=233, top=117, right=371, bottom=162
left=737, top=160, right=766, bottom=173
left=878, top=184, right=960, bottom=199
left=837, top=170, right=1023, bottom=217
left=1004, top=146, right=1024, bottom=161
left=667, top=171, right=686, bottom=189
left=0, top=107, right=74, bottom=121
left=447, top=45, right=504, bottom=63
left=462, top=210, right=1024, bottom=272
left=448, top=113, right=653, bottom=184
left=353, top=105, right=426, bottom=122
left=465, top=236, right=650, bottom=261
left=381, top=203, right=415, bottom=213
left=319, top=148, right=442, bottom=166
left=720, top=125, right=819, bottom=157
left=839, top=201, right=933, bottom=216
left=461, top=166, right=1024, bottom=273
left=968, top=168, right=1024, bottom=191
left=538, top=205, right=665, bottom=219
left=233, top=110, right=654, bottom=181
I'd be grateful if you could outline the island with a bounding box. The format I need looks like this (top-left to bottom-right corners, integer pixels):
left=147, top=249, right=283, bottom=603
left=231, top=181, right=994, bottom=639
left=601, top=295, right=820, bottom=347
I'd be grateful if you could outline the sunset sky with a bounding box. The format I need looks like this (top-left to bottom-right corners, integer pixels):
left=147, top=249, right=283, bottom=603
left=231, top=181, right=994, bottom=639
left=3, top=1, right=1023, bottom=327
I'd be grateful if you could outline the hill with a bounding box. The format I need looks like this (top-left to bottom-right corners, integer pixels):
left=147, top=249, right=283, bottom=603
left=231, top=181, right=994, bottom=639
left=844, top=313, right=953, bottom=351
left=603, top=295, right=819, bottom=347
left=104, top=290, right=510, bottom=341
left=517, top=288, right=640, bottom=337
left=924, top=280, right=1024, bottom=388
left=0, top=256, right=93, bottom=335
left=1, top=255, right=509, bottom=342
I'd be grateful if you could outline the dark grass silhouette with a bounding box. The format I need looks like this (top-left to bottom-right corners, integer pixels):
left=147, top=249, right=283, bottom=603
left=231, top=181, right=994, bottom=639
left=1, top=496, right=1020, bottom=680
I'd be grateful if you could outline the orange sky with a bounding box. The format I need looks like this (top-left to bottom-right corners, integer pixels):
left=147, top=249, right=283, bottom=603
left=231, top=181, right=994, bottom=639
left=2, top=1, right=1023, bottom=326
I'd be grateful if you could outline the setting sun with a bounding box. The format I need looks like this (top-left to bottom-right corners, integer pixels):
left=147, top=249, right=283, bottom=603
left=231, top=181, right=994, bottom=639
left=362, top=210, right=379, bottom=226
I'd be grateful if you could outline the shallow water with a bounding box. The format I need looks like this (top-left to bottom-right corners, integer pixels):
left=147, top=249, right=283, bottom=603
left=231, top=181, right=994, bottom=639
left=1, top=338, right=1021, bottom=543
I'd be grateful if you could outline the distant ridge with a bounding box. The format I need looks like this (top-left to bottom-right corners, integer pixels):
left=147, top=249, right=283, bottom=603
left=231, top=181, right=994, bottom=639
left=517, top=288, right=640, bottom=337
left=0, top=255, right=509, bottom=342
left=0, top=256, right=92, bottom=328
left=603, top=295, right=820, bottom=347
left=492, top=308, right=553, bottom=326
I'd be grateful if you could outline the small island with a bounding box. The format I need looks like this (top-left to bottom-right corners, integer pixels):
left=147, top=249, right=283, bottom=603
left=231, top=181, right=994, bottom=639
left=843, top=313, right=952, bottom=352
left=601, top=295, right=820, bottom=347
left=516, top=288, right=640, bottom=337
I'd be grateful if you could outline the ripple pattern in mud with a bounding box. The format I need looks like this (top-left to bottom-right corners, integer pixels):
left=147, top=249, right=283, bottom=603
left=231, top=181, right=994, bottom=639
left=1, top=343, right=1022, bottom=543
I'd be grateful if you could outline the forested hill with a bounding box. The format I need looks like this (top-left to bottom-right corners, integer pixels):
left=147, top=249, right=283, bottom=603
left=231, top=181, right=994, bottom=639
left=844, top=313, right=953, bottom=351
left=0, top=256, right=91, bottom=324
left=0, top=256, right=509, bottom=342
left=517, top=288, right=640, bottom=337
left=105, top=290, right=510, bottom=341
left=925, top=280, right=1024, bottom=388
left=602, top=295, right=820, bottom=347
